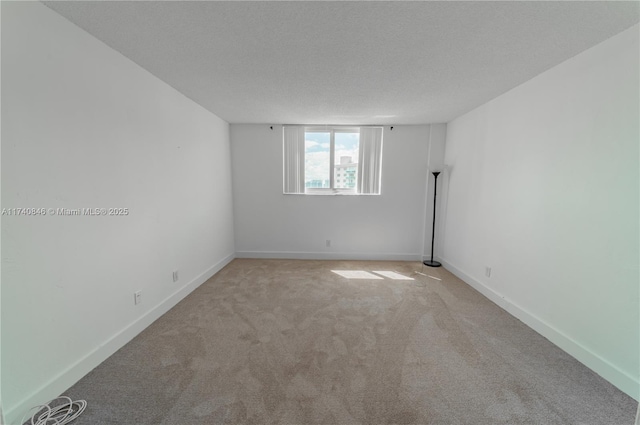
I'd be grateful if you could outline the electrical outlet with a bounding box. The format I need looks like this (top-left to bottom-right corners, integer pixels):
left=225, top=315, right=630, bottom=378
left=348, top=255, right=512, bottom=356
left=134, top=291, right=142, bottom=305
left=326, top=240, right=331, bottom=247
left=173, top=270, right=179, bottom=283
left=485, top=267, right=492, bottom=278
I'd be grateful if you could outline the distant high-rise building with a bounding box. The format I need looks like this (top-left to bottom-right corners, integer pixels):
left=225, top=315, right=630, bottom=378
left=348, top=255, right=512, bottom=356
left=335, top=156, right=357, bottom=189
left=305, top=179, right=330, bottom=188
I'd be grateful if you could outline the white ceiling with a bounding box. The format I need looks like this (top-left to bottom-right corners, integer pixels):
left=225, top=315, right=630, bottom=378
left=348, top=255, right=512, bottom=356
left=44, top=1, right=639, bottom=125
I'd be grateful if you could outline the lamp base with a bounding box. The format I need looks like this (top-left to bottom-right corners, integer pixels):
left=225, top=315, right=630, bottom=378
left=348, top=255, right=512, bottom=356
left=423, top=260, right=441, bottom=268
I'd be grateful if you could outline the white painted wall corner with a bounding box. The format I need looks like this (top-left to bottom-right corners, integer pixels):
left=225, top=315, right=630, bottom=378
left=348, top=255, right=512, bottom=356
left=4, top=254, right=234, bottom=425
left=440, top=258, right=640, bottom=401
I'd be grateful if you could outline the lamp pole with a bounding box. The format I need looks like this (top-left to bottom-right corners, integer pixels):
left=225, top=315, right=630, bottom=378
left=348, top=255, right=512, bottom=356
left=424, top=171, right=441, bottom=267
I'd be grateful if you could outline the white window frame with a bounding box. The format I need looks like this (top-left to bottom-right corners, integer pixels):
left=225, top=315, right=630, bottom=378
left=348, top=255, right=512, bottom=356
left=304, top=126, right=360, bottom=195
left=283, top=125, right=383, bottom=196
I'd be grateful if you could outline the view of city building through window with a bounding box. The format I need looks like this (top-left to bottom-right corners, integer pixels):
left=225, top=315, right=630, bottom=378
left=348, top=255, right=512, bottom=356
left=305, top=129, right=359, bottom=190
left=334, top=155, right=357, bottom=189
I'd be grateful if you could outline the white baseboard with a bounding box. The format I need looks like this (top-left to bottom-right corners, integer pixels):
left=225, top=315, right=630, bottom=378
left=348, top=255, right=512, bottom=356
left=4, top=253, right=235, bottom=425
left=440, top=257, right=640, bottom=401
left=235, top=250, right=421, bottom=261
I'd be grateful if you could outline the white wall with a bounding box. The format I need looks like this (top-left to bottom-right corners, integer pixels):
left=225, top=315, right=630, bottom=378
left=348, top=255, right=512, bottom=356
left=231, top=125, right=434, bottom=260
left=440, top=25, right=639, bottom=399
left=1, top=3, right=235, bottom=423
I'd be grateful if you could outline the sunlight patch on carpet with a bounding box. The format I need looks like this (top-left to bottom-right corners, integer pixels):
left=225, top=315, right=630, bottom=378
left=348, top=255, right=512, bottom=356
left=372, top=271, right=414, bottom=280
left=331, top=270, right=383, bottom=279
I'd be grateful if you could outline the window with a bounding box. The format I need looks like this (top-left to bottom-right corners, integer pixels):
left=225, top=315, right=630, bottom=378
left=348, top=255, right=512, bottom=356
left=284, top=126, right=383, bottom=195
left=305, top=128, right=360, bottom=193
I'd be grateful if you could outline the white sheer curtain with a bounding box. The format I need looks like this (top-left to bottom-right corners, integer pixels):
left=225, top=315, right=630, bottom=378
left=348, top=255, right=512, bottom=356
left=357, top=127, right=383, bottom=194
left=283, top=126, right=305, bottom=194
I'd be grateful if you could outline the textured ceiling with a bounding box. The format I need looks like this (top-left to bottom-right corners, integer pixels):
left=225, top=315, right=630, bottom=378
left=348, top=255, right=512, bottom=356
left=44, top=1, right=639, bottom=125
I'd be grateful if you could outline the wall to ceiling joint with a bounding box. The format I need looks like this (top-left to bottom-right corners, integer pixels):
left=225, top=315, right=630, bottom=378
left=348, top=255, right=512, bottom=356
left=230, top=124, right=443, bottom=261
left=440, top=24, right=639, bottom=400
left=1, top=3, right=235, bottom=423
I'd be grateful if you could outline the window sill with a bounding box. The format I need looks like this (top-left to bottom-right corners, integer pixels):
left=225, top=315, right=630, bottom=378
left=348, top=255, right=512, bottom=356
left=283, top=192, right=380, bottom=196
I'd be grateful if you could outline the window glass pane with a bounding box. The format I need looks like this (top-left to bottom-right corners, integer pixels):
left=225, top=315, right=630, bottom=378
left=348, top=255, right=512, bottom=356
left=334, top=132, right=359, bottom=189
left=305, top=132, right=330, bottom=189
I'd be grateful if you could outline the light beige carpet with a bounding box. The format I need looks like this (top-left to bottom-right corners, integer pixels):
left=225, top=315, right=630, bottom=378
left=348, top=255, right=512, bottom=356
left=62, top=259, right=636, bottom=424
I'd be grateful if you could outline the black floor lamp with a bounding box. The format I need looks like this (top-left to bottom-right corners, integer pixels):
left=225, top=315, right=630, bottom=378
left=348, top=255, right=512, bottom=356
left=424, top=171, right=441, bottom=267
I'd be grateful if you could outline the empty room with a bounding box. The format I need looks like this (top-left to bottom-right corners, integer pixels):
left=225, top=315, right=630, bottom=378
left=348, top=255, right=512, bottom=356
left=1, top=1, right=638, bottom=424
